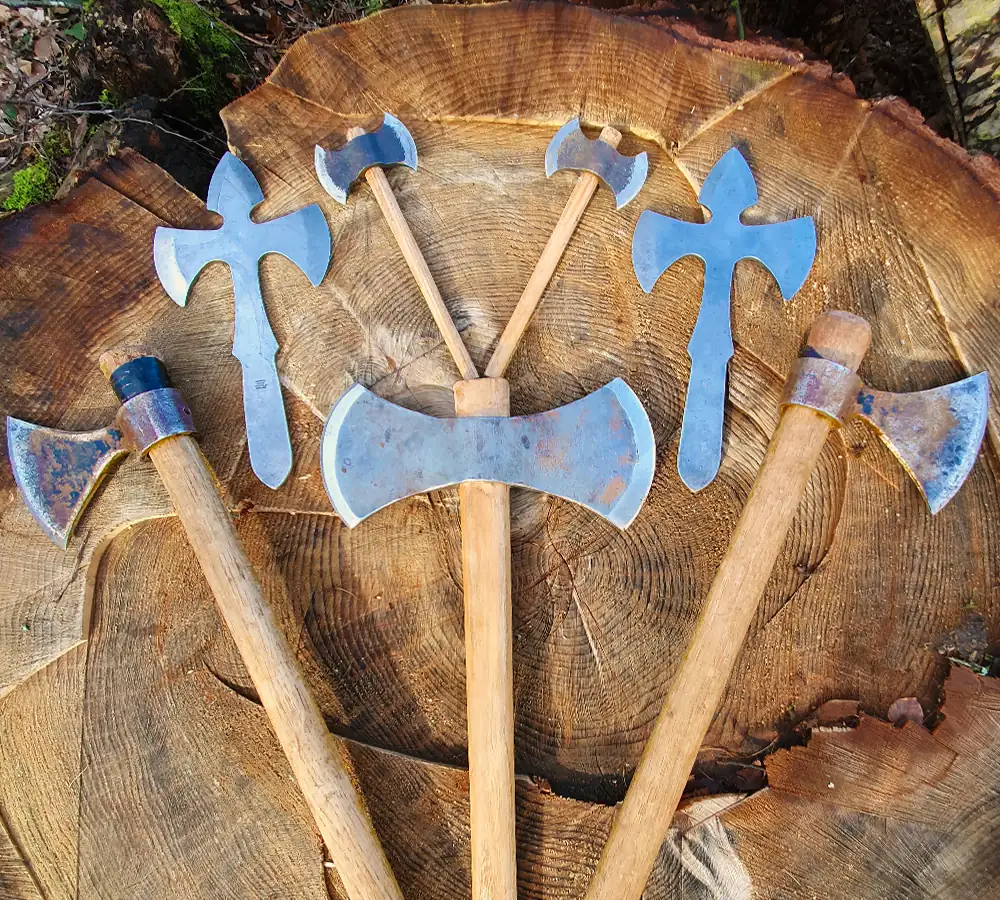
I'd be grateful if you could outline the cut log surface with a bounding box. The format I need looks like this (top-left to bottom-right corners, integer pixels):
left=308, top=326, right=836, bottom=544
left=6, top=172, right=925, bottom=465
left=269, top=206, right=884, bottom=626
left=0, top=3, right=999, bottom=897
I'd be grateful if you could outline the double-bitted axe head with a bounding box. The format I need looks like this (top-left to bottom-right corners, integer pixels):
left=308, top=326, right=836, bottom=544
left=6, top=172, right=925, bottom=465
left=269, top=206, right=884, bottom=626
left=632, top=147, right=816, bottom=296
left=321, top=379, right=656, bottom=528
left=546, top=118, right=648, bottom=209
left=314, top=114, right=418, bottom=205
left=153, top=153, right=331, bottom=305
left=7, top=352, right=195, bottom=548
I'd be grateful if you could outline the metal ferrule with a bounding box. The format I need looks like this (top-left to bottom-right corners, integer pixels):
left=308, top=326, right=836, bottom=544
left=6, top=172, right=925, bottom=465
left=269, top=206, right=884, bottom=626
left=115, top=387, right=196, bottom=455
left=780, top=357, right=862, bottom=425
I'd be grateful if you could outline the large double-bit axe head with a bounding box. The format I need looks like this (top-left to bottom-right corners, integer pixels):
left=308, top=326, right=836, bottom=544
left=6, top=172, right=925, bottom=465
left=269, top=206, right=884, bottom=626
left=546, top=118, right=648, bottom=208
left=322, top=379, right=656, bottom=529
left=7, top=355, right=196, bottom=548
left=314, top=113, right=418, bottom=204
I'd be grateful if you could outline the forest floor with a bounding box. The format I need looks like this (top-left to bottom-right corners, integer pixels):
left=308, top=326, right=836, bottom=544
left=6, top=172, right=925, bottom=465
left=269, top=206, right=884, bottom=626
left=0, top=0, right=957, bottom=210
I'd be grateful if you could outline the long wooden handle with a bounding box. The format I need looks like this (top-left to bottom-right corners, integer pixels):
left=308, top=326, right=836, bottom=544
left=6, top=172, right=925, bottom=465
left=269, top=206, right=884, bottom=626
left=346, top=127, right=478, bottom=381
left=454, top=377, right=517, bottom=900
left=584, top=312, right=872, bottom=900
left=143, top=435, right=404, bottom=900
left=484, top=125, right=622, bottom=378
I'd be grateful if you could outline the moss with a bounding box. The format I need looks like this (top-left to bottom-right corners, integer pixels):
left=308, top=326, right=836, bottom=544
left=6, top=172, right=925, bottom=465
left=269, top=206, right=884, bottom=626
left=2, top=161, right=56, bottom=212
left=147, top=0, right=242, bottom=116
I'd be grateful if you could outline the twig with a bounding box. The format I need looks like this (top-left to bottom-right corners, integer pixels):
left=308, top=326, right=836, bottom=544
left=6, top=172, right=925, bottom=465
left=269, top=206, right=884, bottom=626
left=730, top=0, right=745, bottom=41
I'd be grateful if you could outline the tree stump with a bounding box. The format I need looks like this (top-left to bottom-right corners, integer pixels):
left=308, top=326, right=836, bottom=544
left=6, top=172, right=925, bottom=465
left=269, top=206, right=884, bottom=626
left=1, top=3, right=999, bottom=897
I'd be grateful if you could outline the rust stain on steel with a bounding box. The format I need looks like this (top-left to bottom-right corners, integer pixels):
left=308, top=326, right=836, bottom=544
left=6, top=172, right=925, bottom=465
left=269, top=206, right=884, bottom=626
left=781, top=355, right=989, bottom=514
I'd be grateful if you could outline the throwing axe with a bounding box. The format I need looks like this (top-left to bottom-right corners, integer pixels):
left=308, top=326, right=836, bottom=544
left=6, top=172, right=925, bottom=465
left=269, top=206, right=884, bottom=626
left=7, top=351, right=404, bottom=900
left=154, top=152, right=332, bottom=490
left=584, top=310, right=989, bottom=900
left=633, top=147, right=817, bottom=491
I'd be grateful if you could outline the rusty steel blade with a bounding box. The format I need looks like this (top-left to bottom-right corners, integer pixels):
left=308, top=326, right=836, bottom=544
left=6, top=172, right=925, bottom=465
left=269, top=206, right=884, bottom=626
left=854, top=372, right=989, bottom=514
left=6, top=417, right=127, bottom=548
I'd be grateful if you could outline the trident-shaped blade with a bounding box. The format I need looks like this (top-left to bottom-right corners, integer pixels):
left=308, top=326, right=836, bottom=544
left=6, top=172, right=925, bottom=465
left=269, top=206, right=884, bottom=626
left=6, top=416, right=127, bottom=549
left=855, top=372, right=989, bottom=514
left=632, top=147, right=817, bottom=492
left=152, top=152, right=332, bottom=490
left=322, top=379, right=656, bottom=528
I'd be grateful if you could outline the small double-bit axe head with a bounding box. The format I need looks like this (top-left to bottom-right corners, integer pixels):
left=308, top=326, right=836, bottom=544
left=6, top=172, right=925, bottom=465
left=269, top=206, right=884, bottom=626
left=7, top=353, right=196, bottom=548
left=314, top=113, right=418, bottom=205
left=321, top=379, right=656, bottom=529
left=545, top=118, right=648, bottom=209
left=784, top=351, right=989, bottom=514
left=153, top=152, right=331, bottom=305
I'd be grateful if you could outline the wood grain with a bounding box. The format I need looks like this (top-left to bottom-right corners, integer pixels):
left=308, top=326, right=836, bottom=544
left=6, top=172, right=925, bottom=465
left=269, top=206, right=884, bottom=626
left=485, top=125, right=622, bottom=377
left=0, top=4, right=999, bottom=895
left=114, top=409, right=403, bottom=900
left=454, top=377, right=516, bottom=900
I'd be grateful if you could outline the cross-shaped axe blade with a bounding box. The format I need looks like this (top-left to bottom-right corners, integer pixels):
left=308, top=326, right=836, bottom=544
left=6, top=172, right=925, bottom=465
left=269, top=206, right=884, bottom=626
left=153, top=152, right=332, bottom=489
left=632, top=147, right=817, bottom=491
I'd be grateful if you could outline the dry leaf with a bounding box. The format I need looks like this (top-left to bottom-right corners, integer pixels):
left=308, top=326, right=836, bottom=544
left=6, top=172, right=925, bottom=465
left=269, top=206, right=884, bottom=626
left=17, top=59, right=33, bottom=76
left=18, top=8, right=46, bottom=28
left=887, top=697, right=924, bottom=727
left=0, top=6, right=13, bottom=24
left=34, top=35, right=58, bottom=62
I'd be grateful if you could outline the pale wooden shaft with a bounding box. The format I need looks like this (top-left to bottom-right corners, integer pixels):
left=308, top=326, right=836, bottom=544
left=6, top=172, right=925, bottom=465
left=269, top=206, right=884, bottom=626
left=346, top=126, right=478, bottom=381
left=147, top=436, right=404, bottom=900
left=455, top=377, right=517, bottom=900
left=485, top=125, right=622, bottom=378
left=584, top=312, right=871, bottom=900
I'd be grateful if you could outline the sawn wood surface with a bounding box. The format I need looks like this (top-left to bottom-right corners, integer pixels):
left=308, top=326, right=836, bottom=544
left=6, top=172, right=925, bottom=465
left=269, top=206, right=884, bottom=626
left=0, top=3, right=998, bottom=897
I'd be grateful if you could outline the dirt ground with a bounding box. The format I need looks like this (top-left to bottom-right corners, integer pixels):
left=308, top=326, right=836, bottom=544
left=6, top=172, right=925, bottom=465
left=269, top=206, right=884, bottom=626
left=0, top=0, right=958, bottom=210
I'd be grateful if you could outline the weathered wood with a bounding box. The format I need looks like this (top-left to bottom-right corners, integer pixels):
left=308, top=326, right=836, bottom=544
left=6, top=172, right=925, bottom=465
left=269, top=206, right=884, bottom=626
left=917, top=0, right=1000, bottom=153
left=0, top=3, right=999, bottom=895
left=97, top=346, right=403, bottom=900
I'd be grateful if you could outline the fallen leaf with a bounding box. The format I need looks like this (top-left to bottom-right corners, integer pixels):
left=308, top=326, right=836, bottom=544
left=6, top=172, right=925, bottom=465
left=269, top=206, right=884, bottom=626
left=887, top=697, right=923, bottom=727
left=33, top=35, right=58, bottom=61
left=18, top=8, right=46, bottom=28
left=64, top=21, right=85, bottom=40
left=0, top=6, right=12, bottom=23
left=18, top=59, right=33, bottom=76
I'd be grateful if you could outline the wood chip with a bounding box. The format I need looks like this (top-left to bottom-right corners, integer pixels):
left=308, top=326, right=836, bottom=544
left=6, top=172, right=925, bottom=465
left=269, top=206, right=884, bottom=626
left=887, top=697, right=924, bottom=727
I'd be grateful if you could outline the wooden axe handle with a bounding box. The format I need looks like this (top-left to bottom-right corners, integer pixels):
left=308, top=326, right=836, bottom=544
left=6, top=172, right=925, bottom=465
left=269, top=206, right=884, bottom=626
left=485, top=125, right=622, bottom=378
left=99, top=350, right=404, bottom=900
left=346, top=126, right=479, bottom=381
left=454, top=377, right=517, bottom=900
left=584, top=311, right=872, bottom=900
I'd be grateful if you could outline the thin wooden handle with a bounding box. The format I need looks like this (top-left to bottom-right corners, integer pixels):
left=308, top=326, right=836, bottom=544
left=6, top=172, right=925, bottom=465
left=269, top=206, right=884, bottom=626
left=455, top=377, right=517, bottom=900
left=346, top=127, right=478, bottom=381
left=485, top=125, right=622, bottom=378
left=147, top=436, right=404, bottom=900
left=584, top=312, right=872, bottom=900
